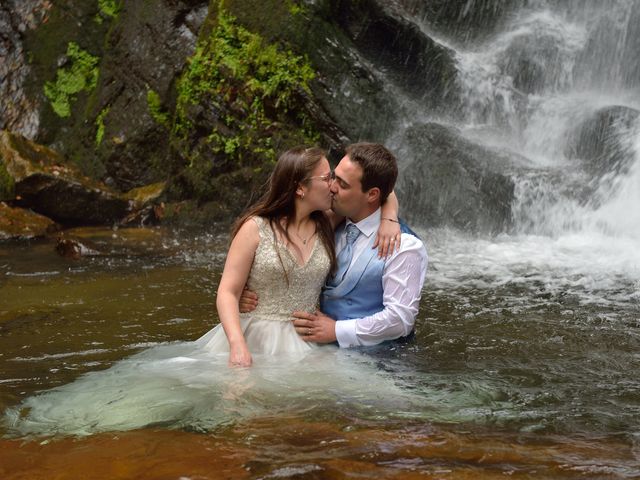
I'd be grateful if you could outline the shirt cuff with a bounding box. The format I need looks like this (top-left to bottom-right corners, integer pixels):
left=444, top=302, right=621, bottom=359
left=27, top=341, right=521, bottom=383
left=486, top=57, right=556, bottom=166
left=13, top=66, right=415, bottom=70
left=335, top=319, right=359, bottom=348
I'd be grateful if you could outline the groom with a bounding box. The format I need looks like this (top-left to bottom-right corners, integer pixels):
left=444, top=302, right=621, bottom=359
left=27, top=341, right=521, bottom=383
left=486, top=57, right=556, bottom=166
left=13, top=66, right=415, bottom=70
left=291, top=142, right=428, bottom=347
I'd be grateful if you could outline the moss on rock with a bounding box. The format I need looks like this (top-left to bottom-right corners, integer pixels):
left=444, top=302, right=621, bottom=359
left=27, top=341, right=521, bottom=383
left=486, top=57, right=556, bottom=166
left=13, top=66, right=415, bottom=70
left=167, top=3, right=320, bottom=201
left=0, top=162, right=15, bottom=201
left=43, top=42, right=100, bottom=118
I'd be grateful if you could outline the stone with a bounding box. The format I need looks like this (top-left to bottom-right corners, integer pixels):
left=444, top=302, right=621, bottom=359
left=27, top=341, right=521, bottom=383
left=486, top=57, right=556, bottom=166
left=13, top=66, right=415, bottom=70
left=0, top=202, right=58, bottom=240
left=0, top=130, right=130, bottom=224
left=566, top=106, right=640, bottom=178
left=397, top=122, right=515, bottom=234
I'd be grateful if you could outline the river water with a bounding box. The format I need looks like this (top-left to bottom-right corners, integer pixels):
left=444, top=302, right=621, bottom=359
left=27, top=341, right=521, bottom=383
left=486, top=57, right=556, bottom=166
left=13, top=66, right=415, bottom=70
left=0, top=223, right=639, bottom=478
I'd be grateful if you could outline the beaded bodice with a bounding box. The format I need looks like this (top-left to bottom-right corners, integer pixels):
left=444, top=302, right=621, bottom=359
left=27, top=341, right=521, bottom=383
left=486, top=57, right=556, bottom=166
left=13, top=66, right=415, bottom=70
left=244, top=217, right=331, bottom=322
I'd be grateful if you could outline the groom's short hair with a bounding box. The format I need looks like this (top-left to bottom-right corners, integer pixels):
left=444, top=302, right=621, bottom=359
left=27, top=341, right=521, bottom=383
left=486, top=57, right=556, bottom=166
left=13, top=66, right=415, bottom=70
left=345, top=142, right=398, bottom=203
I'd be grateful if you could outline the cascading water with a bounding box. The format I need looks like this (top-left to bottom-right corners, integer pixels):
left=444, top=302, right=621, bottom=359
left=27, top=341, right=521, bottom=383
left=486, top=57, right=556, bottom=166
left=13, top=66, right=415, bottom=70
left=394, top=0, right=640, bottom=301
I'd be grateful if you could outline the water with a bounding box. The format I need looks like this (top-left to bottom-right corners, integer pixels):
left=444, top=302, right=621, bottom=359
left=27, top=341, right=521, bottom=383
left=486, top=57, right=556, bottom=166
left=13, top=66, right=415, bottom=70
left=1, top=227, right=640, bottom=477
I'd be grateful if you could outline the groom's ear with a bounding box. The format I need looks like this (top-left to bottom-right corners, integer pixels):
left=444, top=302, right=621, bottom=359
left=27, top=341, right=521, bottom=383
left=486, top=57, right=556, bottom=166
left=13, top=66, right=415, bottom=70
left=366, top=187, right=381, bottom=205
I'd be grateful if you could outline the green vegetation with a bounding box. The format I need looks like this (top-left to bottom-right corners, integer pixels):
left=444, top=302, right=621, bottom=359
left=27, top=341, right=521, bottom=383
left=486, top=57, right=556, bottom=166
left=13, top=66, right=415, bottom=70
left=97, top=0, right=121, bottom=21
left=173, top=5, right=318, bottom=170
left=95, top=107, right=109, bottom=146
left=147, top=89, right=170, bottom=127
left=44, top=42, right=100, bottom=118
left=286, top=0, right=306, bottom=15
left=0, top=162, right=15, bottom=201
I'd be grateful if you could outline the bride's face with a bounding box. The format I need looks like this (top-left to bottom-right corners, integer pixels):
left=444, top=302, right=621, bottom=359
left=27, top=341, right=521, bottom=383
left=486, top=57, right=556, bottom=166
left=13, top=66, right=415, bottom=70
left=301, top=157, right=333, bottom=212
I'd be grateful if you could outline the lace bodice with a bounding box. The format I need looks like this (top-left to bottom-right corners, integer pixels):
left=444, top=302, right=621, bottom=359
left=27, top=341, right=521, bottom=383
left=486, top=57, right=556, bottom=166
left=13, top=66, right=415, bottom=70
left=244, top=217, right=331, bottom=322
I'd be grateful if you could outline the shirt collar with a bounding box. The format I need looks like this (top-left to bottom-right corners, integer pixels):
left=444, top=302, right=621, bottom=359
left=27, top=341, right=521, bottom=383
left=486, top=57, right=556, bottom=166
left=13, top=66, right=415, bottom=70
left=346, top=208, right=381, bottom=238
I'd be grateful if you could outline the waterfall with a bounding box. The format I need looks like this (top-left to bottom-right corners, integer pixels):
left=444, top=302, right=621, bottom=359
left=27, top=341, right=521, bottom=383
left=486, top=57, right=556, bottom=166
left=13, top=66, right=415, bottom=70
left=412, top=0, right=640, bottom=240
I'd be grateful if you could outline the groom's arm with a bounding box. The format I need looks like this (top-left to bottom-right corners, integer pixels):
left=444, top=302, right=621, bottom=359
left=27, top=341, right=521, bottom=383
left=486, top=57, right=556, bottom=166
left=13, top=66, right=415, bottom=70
left=293, top=235, right=427, bottom=347
left=335, top=235, right=428, bottom=347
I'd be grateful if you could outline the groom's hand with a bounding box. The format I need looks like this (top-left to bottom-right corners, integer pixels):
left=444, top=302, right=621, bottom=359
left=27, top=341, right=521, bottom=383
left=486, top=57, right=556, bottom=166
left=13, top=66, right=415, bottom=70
left=292, top=310, right=337, bottom=343
left=238, top=287, right=258, bottom=313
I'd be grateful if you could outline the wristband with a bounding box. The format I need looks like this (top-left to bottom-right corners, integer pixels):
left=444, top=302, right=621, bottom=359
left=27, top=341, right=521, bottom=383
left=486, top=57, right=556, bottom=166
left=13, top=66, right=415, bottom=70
left=382, top=217, right=399, bottom=223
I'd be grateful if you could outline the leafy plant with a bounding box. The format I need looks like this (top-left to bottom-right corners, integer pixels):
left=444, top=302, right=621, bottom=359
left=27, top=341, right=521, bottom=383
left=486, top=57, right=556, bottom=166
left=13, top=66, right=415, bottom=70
left=44, top=42, right=100, bottom=118
left=98, top=0, right=121, bottom=19
left=173, top=6, right=318, bottom=166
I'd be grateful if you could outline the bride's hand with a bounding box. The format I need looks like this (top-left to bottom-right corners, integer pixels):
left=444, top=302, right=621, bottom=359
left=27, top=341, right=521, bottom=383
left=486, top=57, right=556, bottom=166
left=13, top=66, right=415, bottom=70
left=373, top=217, right=401, bottom=258
left=228, top=341, right=252, bottom=367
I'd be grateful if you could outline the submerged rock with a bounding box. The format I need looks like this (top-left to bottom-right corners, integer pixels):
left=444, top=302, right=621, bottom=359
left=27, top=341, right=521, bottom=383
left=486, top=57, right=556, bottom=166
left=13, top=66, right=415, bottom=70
left=0, top=202, right=58, bottom=240
left=55, top=236, right=101, bottom=259
left=0, top=130, right=130, bottom=224
left=398, top=123, right=515, bottom=234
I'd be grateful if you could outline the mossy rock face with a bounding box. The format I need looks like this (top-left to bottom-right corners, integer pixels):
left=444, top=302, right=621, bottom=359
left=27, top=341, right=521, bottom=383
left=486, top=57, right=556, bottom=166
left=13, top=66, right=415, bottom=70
left=0, top=202, right=58, bottom=240
left=162, top=166, right=270, bottom=228
left=89, top=0, right=210, bottom=191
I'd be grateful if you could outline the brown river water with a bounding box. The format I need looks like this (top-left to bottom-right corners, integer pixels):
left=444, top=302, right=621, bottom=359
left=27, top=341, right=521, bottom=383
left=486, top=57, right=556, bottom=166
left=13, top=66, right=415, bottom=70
left=0, top=227, right=639, bottom=479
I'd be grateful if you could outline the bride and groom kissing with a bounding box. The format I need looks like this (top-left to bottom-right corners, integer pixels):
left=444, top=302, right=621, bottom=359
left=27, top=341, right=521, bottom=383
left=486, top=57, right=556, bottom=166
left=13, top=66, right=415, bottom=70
left=5, top=142, right=428, bottom=436
left=215, top=142, right=428, bottom=367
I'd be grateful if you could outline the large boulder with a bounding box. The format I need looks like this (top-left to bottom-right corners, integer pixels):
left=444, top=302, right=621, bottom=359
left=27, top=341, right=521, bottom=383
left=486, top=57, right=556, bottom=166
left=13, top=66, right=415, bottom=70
left=397, top=123, right=515, bottom=233
left=566, top=105, right=640, bottom=177
left=0, top=130, right=130, bottom=224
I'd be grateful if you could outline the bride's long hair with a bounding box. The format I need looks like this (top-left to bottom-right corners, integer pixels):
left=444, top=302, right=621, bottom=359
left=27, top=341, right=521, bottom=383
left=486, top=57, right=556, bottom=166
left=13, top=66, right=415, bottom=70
left=231, top=147, right=337, bottom=281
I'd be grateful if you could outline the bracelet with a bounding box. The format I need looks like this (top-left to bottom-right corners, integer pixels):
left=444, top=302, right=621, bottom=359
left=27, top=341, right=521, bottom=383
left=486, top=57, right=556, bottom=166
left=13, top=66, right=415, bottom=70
left=382, top=217, right=399, bottom=223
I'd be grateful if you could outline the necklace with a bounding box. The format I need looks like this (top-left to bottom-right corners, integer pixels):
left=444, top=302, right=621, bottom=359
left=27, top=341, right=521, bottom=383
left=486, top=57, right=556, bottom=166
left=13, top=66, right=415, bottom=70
left=292, top=226, right=316, bottom=245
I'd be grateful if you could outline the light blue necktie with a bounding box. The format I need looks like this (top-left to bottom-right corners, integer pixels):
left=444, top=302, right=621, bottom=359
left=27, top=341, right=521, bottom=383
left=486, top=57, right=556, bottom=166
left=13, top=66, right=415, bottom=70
left=328, top=223, right=360, bottom=287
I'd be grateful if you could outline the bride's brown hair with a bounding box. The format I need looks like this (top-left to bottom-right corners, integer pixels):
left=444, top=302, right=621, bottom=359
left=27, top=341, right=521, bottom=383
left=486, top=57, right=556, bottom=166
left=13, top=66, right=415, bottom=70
left=231, top=147, right=337, bottom=281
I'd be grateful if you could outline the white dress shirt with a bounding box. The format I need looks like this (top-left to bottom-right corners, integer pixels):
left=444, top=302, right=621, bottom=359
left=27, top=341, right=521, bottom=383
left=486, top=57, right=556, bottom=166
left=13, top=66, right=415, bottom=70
left=332, top=208, right=428, bottom=348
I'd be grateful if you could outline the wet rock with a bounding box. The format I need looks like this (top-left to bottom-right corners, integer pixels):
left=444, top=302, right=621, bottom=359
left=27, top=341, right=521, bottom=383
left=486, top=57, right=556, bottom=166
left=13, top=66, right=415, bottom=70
left=396, top=0, right=526, bottom=44
left=118, top=182, right=167, bottom=226
left=566, top=106, right=640, bottom=178
left=56, top=226, right=173, bottom=257
left=88, top=0, right=210, bottom=191
left=55, top=236, right=100, bottom=259
left=0, top=202, right=58, bottom=240
left=332, top=0, right=458, bottom=105
left=0, top=130, right=130, bottom=224
left=0, top=0, right=51, bottom=139
left=397, top=122, right=515, bottom=234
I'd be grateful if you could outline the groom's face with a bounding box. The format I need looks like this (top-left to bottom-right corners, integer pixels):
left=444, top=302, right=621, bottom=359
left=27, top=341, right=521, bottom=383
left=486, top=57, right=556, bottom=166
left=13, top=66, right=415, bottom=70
left=330, top=155, right=370, bottom=221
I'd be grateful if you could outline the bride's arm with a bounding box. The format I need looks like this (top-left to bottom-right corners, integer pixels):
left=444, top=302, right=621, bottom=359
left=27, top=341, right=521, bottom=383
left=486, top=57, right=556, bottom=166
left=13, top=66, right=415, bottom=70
left=216, top=219, right=260, bottom=367
left=375, top=191, right=401, bottom=257
left=324, top=191, right=401, bottom=257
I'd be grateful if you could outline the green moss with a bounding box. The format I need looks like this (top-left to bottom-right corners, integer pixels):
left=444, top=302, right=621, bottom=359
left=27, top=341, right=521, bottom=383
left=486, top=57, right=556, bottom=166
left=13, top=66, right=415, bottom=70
left=286, top=0, right=306, bottom=15
left=173, top=5, right=318, bottom=167
left=95, top=107, right=109, bottom=147
left=0, top=161, right=15, bottom=201
left=44, top=42, right=100, bottom=118
left=146, top=89, right=170, bottom=127
left=97, top=0, right=121, bottom=20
